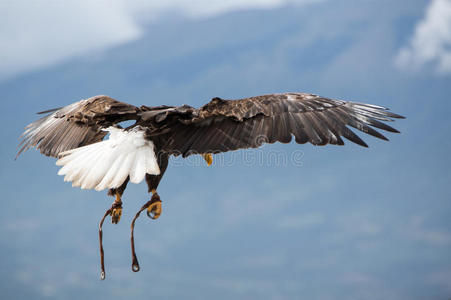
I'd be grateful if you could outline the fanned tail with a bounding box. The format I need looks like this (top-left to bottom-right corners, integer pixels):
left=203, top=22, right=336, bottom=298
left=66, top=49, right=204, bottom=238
left=56, top=127, right=159, bottom=191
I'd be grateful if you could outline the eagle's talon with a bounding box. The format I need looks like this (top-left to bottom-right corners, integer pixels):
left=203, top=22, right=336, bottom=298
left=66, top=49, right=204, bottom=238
left=111, top=207, right=122, bottom=224
left=146, top=193, right=162, bottom=220
left=146, top=201, right=161, bottom=219
left=110, top=193, right=123, bottom=224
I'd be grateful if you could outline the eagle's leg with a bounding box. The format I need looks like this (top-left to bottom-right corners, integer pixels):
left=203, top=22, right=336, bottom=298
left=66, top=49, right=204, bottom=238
left=202, top=153, right=213, bottom=166
left=107, top=178, right=129, bottom=224
left=130, top=152, right=169, bottom=272
left=111, top=194, right=122, bottom=224
left=144, top=152, right=168, bottom=219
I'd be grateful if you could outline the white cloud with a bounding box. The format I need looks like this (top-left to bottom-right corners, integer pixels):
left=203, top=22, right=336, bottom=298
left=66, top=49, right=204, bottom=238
left=0, top=0, right=322, bottom=82
left=396, top=0, right=451, bottom=74
left=0, top=0, right=141, bottom=81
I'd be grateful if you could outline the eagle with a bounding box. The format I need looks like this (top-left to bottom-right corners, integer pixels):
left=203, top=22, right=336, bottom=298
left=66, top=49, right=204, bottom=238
left=17, top=93, right=404, bottom=279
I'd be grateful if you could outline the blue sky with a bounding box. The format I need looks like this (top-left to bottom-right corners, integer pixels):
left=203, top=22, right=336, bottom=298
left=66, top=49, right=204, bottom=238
left=1, top=0, right=450, bottom=299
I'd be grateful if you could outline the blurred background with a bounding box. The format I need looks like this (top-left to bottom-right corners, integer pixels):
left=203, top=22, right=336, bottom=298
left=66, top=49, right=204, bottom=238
left=1, top=0, right=450, bottom=299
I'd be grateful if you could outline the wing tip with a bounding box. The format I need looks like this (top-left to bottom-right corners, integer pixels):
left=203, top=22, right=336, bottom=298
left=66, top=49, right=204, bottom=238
left=388, top=112, right=406, bottom=120
left=359, top=141, right=369, bottom=148
left=36, top=107, right=62, bottom=115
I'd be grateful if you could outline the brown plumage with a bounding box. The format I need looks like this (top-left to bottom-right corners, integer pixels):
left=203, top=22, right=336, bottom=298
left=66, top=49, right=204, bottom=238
left=17, top=92, right=404, bottom=278
left=17, top=95, right=138, bottom=158
left=157, top=93, right=404, bottom=156
left=18, top=93, right=404, bottom=159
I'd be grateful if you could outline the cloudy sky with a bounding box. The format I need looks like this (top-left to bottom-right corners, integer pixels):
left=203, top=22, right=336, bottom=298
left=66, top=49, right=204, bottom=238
left=1, top=0, right=451, bottom=81
left=396, top=0, right=451, bottom=73
left=1, top=1, right=450, bottom=300
left=0, top=0, right=323, bottom=81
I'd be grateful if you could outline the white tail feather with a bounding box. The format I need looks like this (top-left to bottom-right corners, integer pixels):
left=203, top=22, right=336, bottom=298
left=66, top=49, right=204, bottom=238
left=71, top=144, right=108, bottom=187
left=56, top=127, right=160, bottom=191
left=79, top=147, right=117, bottom=189
left=109, top=151, right=136, bottom=188
left=95, top=151, right=128, bottom=190
left=130, top=148, right=145, bottom=183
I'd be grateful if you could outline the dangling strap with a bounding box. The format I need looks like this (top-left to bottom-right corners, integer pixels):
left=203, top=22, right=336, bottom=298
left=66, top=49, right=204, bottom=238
left=130, top=197, right=161, bottom=272
left=99, top=208, right=112, bottom=280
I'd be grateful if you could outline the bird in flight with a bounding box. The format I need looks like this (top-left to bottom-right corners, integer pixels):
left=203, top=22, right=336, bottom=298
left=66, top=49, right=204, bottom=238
left=17, top=93, right=404, bottom=279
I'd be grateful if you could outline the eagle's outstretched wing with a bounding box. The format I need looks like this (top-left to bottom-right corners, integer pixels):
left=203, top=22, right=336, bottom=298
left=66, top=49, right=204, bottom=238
left=159, top=93, right=404, bottom=156
left=17, top=95, right=138, bottom=158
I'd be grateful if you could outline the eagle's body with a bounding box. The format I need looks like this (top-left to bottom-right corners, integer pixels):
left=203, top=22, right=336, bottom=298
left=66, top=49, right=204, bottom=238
left=17, top=93, right=404, bottom=278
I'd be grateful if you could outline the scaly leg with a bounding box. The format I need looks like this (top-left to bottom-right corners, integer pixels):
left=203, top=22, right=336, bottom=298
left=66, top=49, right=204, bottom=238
left=108, top=178, right=129, bottom=224
left=202, top=153, right=213, bottom=166
left=111, top=192, right=123, bottom=224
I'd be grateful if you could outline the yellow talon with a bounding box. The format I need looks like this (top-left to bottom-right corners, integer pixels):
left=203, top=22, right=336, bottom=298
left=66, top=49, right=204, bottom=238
left=111, top=207, right=122, bottom=224
left=147, top=201, right=162, bottom=220
left=203, top=153, right=213, bottom=166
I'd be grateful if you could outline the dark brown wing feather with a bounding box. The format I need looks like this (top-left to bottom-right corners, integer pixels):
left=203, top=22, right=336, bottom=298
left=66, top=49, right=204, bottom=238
left=17, top=95, right=138, bottom=158
left=159, top=93, right=404, bottom=156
